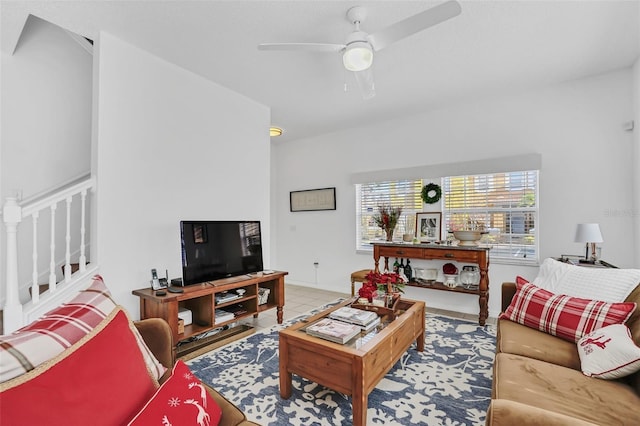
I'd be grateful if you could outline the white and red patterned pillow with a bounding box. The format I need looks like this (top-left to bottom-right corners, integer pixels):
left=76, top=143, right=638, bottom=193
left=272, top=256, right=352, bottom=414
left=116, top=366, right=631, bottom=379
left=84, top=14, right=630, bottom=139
left=500, top=281, right=637, bottom=343
left=128, top=359, right=222, bottom=426
left=577, top=324, right=640, bottom=379
left=0, top=308, right=159, bottom=425
left=0, top=275, right=166, bottom=383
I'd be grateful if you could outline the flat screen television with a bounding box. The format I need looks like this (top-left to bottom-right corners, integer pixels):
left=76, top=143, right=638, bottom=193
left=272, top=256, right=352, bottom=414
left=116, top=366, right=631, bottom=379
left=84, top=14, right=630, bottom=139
left=180, top=220, right=263, bottom=286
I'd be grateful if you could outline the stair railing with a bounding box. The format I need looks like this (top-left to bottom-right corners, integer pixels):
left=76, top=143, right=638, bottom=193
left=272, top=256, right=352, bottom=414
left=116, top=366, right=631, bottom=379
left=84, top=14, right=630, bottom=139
left=2, top=175, right=96, bottom=333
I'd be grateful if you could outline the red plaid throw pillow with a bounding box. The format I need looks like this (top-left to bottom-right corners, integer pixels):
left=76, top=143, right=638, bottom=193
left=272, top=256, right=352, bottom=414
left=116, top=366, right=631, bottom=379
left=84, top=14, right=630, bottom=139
left=1, top=275, right=166, bottom=383
left=500, top=282, right=637, bottom=342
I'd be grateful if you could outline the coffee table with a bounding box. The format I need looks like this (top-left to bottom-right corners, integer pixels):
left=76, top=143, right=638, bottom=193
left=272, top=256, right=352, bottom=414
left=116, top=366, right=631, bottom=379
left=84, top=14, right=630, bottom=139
left=279, top=298, right=425, bottom=426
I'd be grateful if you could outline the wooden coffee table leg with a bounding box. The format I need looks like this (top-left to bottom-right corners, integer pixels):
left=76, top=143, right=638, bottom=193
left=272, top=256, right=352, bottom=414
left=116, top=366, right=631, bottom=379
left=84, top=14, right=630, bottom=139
left=417, top=306, right=426, bottom=352
left=279, top=336, right=292, bottom=398
left=352, top=388, right=368, bottom=426
left=417, top=331, right=425, bottom=352
left=277, top=306, right=283, bottom=324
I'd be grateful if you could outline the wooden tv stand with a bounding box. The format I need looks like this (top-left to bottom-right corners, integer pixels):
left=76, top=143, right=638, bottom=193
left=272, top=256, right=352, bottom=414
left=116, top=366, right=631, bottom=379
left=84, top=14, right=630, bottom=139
left=133, top=271, right=287, bottom=356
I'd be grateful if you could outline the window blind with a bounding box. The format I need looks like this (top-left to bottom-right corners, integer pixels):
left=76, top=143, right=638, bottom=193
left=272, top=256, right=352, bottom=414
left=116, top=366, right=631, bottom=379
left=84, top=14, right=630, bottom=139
left=443, top=170, right=538, bottom=264
left=355, top=170, right=539, bottom=265
left=356, top=179, right=423, bottom=249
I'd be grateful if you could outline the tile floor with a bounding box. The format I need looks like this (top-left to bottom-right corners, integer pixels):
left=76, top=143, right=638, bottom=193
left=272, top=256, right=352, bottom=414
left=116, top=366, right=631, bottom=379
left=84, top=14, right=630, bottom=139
left=239, top=284, right=496, bottom=333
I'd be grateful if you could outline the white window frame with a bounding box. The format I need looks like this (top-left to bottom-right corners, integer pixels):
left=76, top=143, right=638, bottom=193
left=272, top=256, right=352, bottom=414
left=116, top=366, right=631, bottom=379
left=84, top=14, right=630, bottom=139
left=355, top=170, right=539, bottom=265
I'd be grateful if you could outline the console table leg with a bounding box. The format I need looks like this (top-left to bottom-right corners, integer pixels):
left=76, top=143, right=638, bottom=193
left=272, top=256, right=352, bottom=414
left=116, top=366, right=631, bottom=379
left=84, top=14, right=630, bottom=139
left=478, top=291, right=488, bottom=326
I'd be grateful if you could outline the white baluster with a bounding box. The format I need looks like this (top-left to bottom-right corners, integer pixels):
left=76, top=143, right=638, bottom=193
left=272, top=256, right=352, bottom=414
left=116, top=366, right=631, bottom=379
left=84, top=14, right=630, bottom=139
left=31, top=212, right=40, bottom=304
left=79, top=189, right=87, bottom=272
left=3, top=198, right=24, bottom=333
left=49, top=203, right=57, bottom=292
left=64, top=196, right=72, bottom=282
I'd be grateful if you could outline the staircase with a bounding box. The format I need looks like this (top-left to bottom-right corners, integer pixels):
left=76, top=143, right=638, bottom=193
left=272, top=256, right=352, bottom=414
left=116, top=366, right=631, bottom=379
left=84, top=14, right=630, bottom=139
left=2, top=175, right=98, bottom=333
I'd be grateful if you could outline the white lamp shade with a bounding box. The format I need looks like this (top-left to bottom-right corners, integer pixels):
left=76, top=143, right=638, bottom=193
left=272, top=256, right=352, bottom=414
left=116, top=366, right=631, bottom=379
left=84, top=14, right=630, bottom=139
left=574, top=223, right=603, bottom=243
left=343, top=41, right=373, bottom=72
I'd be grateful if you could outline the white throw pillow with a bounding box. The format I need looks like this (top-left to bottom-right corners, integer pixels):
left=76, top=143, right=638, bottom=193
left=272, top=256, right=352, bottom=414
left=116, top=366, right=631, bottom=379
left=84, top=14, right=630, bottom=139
left=532, top=258, right=640, bottom=302
left=577, top=323, right=640, bottom=379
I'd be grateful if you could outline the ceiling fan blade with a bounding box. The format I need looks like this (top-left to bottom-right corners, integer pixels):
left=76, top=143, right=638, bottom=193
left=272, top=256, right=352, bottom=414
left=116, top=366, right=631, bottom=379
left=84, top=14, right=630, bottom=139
left=367, top=0, right=461, bottom=51
left=353, top=68, right=376, bottom=100
left=258, top=43, right=345, bottom=53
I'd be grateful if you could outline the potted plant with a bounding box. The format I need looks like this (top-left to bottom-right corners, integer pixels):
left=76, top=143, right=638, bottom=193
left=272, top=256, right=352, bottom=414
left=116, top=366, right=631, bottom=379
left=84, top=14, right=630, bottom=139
left=358, top=271, right=405, bottom=304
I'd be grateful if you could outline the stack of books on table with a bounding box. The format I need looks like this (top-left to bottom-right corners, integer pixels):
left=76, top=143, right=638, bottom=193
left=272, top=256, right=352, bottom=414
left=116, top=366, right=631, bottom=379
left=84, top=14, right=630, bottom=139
left=306, top=318, right=362, bottom=344
left=214, top=309, right=235, bottom=323
left=329, top=306, right=381, bottom=332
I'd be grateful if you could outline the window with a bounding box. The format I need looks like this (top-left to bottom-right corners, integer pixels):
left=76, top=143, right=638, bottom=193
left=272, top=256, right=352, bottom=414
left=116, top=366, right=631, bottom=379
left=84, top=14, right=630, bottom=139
left=355, top=170, right=539, bottom=265
left=443, top=170, right=538, bottom=264
left=356, top=180, right=423, bottom=250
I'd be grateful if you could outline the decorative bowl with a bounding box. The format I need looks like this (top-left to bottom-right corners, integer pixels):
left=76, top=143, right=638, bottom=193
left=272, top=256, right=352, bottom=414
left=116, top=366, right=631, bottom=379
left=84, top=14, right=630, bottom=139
left=453, top=230, right=482, bottom=246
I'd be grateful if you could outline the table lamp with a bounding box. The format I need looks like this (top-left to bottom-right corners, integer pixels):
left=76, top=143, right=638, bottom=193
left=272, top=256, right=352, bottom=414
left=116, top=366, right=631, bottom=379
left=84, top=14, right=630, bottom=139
left=574, top=223, right=603, bottom=264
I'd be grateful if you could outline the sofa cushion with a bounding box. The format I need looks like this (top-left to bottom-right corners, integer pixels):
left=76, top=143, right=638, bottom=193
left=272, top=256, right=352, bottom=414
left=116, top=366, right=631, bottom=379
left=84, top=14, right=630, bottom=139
left=493, top=353, right=640, bottom=425
left=500, top=281, right=636, bottom=342
left=0, top=308, right=159, bottom=425
left=533, top=258, right=640, bottom=302
left=577, top=324, right=640, bottom=379
left=497, top=318, right=581, bottom=370
left=0, top=275, right=166, bottom=383
left=128, top=359, right=222, bottom=426
left=487, top=399, right=598, bottom=426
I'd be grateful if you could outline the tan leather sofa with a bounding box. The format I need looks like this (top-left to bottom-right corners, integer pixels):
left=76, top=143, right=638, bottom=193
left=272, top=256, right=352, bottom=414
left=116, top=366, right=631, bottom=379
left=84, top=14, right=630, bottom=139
left=135, top=318, right=258, bottom=426
left=487, top=282, right=640, bottom=426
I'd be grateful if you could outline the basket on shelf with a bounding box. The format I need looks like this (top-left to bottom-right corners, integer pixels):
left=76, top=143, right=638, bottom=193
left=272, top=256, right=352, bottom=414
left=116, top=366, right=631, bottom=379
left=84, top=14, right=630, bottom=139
left=258, top=287, right=270, bottom=305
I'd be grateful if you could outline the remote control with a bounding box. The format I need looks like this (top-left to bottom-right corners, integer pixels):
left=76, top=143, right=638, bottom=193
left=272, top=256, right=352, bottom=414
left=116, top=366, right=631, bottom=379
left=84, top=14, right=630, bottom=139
left=167, top=286, right=184, bottom=293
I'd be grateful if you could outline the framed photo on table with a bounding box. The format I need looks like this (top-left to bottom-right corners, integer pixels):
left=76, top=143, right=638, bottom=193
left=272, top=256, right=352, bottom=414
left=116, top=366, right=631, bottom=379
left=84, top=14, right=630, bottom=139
left=416, top=212, right=441, bottom=242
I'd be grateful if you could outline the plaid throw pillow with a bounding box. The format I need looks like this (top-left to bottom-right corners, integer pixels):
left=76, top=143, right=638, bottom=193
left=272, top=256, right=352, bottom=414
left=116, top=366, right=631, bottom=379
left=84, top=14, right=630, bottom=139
left=500, top=282, right=637, bottom=343
left=0, top=275, right=166, bottom=383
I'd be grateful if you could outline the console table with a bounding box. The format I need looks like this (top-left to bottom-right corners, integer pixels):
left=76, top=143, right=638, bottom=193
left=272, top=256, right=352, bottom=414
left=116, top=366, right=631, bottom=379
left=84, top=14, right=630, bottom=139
left=373, top=243, right=490, bottom=325
left=133, top=271, right=287, bottom=357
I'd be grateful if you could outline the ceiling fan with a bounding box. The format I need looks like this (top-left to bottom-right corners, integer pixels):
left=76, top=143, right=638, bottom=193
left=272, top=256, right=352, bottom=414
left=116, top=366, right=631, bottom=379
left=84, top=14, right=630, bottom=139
left=258, top=0, right=462, bottom=100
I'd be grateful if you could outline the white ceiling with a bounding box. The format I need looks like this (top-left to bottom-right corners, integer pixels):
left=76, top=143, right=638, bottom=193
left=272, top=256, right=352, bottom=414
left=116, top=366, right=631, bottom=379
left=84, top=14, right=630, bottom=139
left=2, top=1, right=639, bottom=143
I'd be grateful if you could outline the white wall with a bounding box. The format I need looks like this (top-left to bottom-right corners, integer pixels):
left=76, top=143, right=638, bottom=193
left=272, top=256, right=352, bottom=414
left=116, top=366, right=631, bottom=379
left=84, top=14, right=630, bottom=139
left=95, top=33, right=270, bottom=318
left=0, top=15, right=92, bottom=303
left=0, top=15, right=92, bottom=198
left=273, top=68, right=635, bottom=318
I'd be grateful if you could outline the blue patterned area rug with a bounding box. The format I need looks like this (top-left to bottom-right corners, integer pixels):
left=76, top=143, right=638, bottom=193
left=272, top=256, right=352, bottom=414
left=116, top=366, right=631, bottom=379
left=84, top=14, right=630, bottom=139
left=187, top=301, right=496, bottom=425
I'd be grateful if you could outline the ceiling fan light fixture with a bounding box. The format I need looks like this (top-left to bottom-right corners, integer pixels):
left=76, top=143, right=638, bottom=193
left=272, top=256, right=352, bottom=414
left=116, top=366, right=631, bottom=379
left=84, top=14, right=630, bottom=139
left=269, top=126, right=283, bottom=137
left=342, top=41, right=373, bottom=72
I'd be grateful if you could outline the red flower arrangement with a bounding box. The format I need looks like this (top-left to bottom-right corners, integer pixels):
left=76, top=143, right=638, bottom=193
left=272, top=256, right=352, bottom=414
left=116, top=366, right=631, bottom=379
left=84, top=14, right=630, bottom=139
left=358, top=271, right=405, bottom=302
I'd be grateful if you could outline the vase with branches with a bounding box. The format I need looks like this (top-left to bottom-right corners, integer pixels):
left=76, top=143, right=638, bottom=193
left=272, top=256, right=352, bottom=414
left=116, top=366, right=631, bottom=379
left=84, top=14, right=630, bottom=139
left=373, top=205, right=403, bottom=241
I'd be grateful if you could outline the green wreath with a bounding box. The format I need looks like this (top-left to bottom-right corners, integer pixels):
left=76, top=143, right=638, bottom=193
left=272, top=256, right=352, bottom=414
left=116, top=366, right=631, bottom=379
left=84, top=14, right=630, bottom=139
left=421, top=183, right=442, bottom=204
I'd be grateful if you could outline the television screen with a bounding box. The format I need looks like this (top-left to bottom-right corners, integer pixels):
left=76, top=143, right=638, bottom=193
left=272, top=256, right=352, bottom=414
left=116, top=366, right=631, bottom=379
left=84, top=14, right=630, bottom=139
left=180, top=220, right=263, bottom=285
